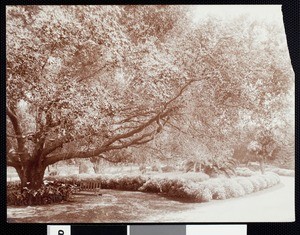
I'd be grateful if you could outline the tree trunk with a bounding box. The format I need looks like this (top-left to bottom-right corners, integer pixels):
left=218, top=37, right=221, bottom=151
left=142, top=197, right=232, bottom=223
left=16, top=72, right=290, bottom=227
left=79, top=161, right=89, bottom=174
left=93, top=164, right=101, bottom=174
left=259, top=159, right=265, bottom=174
left=90, top=157, right=103, bottom=174
left=15, top=160, right=47, bottom=190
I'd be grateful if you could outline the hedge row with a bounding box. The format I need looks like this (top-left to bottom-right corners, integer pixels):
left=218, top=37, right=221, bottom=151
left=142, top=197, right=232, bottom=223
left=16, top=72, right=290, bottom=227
left=45, top=174, right=147, bottom=191
left=45, top=172, right=280, bottom=203
left=137, top=172, right=280, bottom=202
left=99, top=175, right=146, bottom=190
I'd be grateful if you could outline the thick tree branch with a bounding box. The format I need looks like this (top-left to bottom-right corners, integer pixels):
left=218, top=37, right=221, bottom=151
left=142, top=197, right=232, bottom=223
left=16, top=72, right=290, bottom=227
left=116, top=110, right=156, bottom=124
left=97, top=154, right=122, bottom=164
left=6, top=133, right=34, bottom=139
left=40, top=42, right=57, bottom=78
left=112, top=131, right=156, bottom=148
left=6, top=106, right=28, bottom=157
left=42, top=135, right=74, bottom=156
left=164, top=79, right=197, bottom=108
left=7, top=158, right=21, bottom=168
left=44, top=79, right=197, bottom=166
left=7, top=150, right=22, bottom=166
left=76, top=61, right=113, bottom=83
left=102, top=108, right=173, bottom=148
left=44, top=110, right=171, bottom=165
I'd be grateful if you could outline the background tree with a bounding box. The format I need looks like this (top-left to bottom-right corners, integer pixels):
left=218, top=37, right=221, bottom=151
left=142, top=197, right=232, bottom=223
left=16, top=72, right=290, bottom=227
left=6, top=5, right=190, bottom=189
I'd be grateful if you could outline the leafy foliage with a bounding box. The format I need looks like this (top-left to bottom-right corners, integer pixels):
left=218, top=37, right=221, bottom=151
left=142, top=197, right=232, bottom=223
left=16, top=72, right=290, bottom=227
left=7, top=181, right=76, bottom=206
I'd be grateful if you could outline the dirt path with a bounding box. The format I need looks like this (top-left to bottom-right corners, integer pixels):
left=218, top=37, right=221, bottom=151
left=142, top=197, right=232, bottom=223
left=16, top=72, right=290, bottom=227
left=7, top=176, right=294, bottom=223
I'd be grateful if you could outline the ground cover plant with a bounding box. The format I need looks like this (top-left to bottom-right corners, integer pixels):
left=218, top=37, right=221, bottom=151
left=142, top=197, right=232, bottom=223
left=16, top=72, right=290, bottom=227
left=7, top=181, right=76, bottom=206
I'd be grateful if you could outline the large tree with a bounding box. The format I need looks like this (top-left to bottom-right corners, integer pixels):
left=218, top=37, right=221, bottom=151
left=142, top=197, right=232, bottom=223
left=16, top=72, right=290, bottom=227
left=6, top=5, right=192, bottom=189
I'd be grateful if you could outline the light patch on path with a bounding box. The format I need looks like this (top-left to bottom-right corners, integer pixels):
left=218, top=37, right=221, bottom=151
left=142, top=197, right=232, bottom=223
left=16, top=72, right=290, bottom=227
left=146, top=176, right=295, bottom=222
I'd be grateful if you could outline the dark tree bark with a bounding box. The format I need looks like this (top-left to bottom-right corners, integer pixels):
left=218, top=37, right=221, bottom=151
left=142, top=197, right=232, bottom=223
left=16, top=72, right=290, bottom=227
left=14, top=160, right=47, bottom=189
left=259, top=159, right=265, bottom=174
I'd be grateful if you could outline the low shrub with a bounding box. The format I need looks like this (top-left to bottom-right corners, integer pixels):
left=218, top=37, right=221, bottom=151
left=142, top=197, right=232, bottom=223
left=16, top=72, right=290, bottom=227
left=139, top=165, right=146, bottom=172
left=247, top=173, right=279, bottom=192
left=100, top=175, right=146, bottom=191
left=214, top=188, right=227, bottom=200
left=247, top=162, right=261, bottom=171
left=236, top=178, right=254, bottom=194
left=184, top=160, right=197, bottom=173
left=79, top=162, right=90, bottom=174
left=138, top=173, right=280, bottom=202
left=248, top=176, right=262, bottom=192
left=46, top=174, right=147, bottom=191
left=235, top=167, right=256, bottom=177
left=264, top=172, right=280, bottom=185
left=161, top=165, right=176, bottom=173
left=138, top=178, right=186, bottom=194
left=182, top=172, right=210, bottom=182
left=266, top=167, right=295, bottom=177
left=46, top=174, right=87, bottom=182
left=223, top=180, right=246, bottom=198
left=198, top=186, right=213, bottom=202
left=211, top=185, right=227, bottom=200
left=256, top=176, right=268, bottom=189
left=138, top=178, right=210, bottom=202
left=151, top=165, right=161, bottom=172
left=198, top=180, right=225, bottom=200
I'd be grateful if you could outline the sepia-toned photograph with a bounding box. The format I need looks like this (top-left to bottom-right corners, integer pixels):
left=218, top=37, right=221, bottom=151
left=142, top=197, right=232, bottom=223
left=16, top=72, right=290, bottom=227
left=6, top=5, right=294, bottom=223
